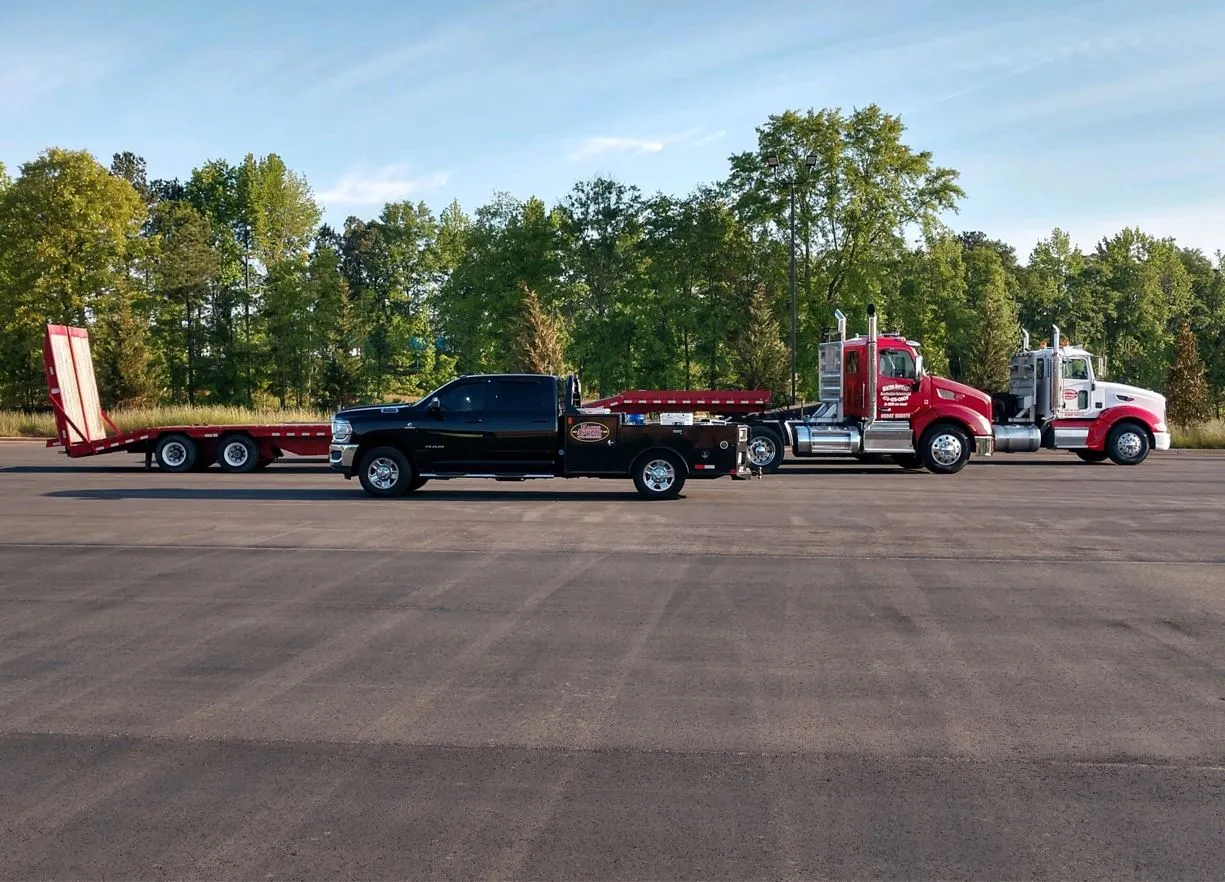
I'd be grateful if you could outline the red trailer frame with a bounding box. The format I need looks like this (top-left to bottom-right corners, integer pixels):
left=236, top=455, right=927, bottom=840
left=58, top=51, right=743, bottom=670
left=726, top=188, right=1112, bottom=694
left=41, top=323, right=331, bottom=472
left=583, top=389, right=771, bottom=415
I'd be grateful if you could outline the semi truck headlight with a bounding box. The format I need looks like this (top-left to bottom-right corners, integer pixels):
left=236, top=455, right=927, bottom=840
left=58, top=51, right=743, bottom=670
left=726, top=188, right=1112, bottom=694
left=331, top=418, right=352, bottom=442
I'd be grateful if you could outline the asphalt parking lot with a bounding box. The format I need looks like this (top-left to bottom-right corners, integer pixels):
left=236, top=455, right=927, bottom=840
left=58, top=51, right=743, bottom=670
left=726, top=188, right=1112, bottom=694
left=1, top=440, right=1223, bottom=880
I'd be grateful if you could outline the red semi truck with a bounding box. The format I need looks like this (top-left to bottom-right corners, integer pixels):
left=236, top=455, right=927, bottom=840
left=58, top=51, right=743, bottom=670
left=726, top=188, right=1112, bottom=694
left=589, top=305, right=1170, bottom=474
left=40, top=323, right=331, bottom=471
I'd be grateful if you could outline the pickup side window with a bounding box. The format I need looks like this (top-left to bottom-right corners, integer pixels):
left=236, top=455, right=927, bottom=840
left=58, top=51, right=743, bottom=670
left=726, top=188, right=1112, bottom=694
left=491, top=378, right=553, bottom=415
left=437, top=380, right=487, bottom=412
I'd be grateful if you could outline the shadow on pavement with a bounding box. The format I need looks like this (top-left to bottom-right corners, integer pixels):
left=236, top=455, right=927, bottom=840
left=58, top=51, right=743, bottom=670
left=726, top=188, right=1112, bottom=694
left=43, top=487, right=657, bottom=503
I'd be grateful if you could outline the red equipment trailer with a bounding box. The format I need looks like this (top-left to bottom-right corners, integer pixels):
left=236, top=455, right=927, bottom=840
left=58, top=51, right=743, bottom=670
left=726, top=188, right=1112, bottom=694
left=41, top=323, right=331, bottom=472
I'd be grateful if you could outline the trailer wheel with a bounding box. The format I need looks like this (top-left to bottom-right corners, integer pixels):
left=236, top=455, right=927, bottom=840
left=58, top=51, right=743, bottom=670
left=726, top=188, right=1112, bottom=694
left=216, top=434, right=259, bottom=473
left=1106, top=421, right=1150, bottom=465
left=155, top=434, right=197, bottom=472
left=1075, top=449, right=1109, bottom=463
left=356, top=446, right=418, bottom=497
left=632, top=452, right=686, bottom=500
left=918, top=423, right=971, bottom=474
left=746, top=426, right=784, bottom=472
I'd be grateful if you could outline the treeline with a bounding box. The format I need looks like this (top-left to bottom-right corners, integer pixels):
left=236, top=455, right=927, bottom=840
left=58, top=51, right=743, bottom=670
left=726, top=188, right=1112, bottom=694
left=1, top=104, right=1222, bottom=420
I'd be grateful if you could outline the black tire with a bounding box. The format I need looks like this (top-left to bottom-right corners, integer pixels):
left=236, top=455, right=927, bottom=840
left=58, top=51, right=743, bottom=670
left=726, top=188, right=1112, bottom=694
left=632, top=451, right=686, bottom=500
left=746, top=425, right=785, bottom=472
left=1106, top=421, right=1150, bottom=465
left=216, top=434, right=260, bottom=473
left=356, top=446, right=417, bottom=497
left=1075, top=449, right=1110, bottom=463
left=892, top=453, right=923, bottom=470
left=918, top=423, right=972, bottom=474
left=155, top=433, right=197, bottom=472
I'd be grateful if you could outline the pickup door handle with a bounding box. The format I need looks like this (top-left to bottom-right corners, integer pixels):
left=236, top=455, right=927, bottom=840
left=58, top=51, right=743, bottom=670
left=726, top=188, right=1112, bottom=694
left=465, top=418, right=482, bottom=423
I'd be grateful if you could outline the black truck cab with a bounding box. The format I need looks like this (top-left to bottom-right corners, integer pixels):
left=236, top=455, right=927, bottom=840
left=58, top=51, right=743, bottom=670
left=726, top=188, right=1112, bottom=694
left=329, top=372, right=752, bottom=499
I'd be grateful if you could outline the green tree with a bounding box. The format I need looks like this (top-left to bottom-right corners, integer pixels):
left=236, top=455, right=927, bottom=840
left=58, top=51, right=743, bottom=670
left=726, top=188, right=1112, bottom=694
left=147, top=200, right=222, bottom=403
left=514, top=284, right=567, bottom=375
left=724, top=105, right=964, bottom=394
left=92, top=291, right=159, bottom=408
left=1165, top=321, right=1212, bottom=426
left=0, top=148, right=147, bottom=407
left=728, top=282, right=790, bottom=405
left=961, top=245, right=1020, bottom=392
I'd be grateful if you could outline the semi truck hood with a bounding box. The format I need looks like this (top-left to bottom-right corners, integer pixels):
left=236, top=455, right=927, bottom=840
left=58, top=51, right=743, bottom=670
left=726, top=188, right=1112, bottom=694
left=930, top=376, right=992, bottom=416
left=1099, top=381, right=1166, bottom=417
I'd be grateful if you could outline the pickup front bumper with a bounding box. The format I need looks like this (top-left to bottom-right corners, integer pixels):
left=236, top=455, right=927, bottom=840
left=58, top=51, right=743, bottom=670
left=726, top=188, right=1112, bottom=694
left=330, top=443, right=359, bottom=475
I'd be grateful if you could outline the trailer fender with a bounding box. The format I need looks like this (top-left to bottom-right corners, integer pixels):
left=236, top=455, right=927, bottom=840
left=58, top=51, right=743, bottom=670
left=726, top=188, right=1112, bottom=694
left=1084, top=406, right=1167, bottom=451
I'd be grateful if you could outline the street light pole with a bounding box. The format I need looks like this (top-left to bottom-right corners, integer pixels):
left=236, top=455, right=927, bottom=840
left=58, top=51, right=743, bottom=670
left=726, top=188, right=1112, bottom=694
left=767, top=152, right=817, bottom=407
left=788, top=181, right=797, bottom=406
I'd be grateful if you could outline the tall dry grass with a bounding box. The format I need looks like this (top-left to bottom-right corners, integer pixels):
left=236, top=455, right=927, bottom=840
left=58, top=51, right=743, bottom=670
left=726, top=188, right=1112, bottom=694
left=0, top=405, right=330, bottom=438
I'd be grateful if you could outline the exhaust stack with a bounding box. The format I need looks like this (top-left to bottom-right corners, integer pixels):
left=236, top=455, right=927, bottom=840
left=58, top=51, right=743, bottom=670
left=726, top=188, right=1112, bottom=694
left=834, top=308, right=846, bottom=342
left=1051, top=324, right=1062, bottom=417
left=866, top=304, right=878, bottom=424
left=1021, top=329, right=1030, bottom=351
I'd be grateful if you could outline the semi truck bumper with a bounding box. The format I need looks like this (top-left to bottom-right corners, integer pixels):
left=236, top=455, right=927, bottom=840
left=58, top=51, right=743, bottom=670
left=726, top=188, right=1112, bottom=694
left=1154, top=431, right=1171, bottom=451
left=329, top=443, right=360, bottom=475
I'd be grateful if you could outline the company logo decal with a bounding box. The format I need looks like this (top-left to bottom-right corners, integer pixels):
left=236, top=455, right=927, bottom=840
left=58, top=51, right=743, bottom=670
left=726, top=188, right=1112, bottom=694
left=1063, top=389, right=1078, bottom=400
left=569, top=421, right=610, bottom=442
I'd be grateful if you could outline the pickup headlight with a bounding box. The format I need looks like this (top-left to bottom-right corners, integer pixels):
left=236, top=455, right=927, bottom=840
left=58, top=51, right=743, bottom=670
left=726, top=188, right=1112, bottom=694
left=331, top=417, right=352, bottom=443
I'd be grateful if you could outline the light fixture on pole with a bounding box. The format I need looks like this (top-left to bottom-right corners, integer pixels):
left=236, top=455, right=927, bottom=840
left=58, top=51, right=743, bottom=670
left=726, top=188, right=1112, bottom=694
left=767, top=151, right=818, bottom=406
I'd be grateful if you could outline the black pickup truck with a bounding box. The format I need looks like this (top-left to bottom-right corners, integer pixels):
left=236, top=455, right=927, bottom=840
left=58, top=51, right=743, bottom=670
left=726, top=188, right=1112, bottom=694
left=329, top=372, right=753, bottom=499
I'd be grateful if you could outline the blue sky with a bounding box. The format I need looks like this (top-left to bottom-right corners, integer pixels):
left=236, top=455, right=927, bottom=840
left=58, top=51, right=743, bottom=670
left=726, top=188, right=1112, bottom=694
left=1, top=0, right=1222, bottom=259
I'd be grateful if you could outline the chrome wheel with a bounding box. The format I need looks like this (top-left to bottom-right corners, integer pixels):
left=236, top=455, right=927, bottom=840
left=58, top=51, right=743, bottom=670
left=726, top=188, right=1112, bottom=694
left=747, top=435, right=777, bottom=468
left=930, top=433, right=963, bottom=467
left=641, top=458, right=675, bottom=493
left=1116, top=431, right=1143, bottom=459
left=367, top=456, right=400, bottom=491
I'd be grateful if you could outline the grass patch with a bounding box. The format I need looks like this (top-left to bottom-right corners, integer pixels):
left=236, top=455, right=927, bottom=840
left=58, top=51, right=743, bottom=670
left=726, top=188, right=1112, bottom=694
left=1171, top=419, right=1225, bottom=449
left=0, top=405, right=331, bottom=439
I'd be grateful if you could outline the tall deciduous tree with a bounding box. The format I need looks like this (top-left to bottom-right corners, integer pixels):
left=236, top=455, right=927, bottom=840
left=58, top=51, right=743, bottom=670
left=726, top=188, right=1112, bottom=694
left=724, top=105, right=964, bottom=393
left=0, top=148, right=147, bottom=408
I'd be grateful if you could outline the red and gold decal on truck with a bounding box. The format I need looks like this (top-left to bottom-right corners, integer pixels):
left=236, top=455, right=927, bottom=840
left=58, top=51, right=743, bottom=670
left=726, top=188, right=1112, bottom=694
left=569, top=421, right=611, bottom=442
left=879, top=382, right=913, bottom=419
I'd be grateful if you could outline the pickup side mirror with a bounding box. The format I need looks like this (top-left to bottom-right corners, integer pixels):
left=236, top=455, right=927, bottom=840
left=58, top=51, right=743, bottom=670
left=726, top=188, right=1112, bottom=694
left=427, top=396, right=442, bottom=417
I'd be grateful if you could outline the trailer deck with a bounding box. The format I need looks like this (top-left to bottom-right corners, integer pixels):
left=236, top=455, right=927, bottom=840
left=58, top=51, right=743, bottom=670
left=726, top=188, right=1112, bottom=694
left=42, top=323, right=330, bottom=471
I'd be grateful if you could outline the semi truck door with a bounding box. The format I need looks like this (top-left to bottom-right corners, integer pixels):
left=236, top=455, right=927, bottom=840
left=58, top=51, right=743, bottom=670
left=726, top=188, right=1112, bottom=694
left=877, top=348, right=919, bottom=420
left=1057, top=355, right=1093, bottom=417
left=486, top=377, right=559, bottom=473
left=419, top=378, right=493, bottom=471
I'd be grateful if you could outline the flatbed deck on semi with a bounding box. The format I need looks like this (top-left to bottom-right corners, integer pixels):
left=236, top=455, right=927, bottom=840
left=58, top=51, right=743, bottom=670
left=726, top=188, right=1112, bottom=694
left=41, top=323, right=330, bottom=472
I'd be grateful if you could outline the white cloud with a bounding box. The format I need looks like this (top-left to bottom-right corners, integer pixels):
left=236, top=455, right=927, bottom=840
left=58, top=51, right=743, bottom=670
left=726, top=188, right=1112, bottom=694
left=567, top=129, right=726, bottom=161
left=317, top=163, right=449, bottom=205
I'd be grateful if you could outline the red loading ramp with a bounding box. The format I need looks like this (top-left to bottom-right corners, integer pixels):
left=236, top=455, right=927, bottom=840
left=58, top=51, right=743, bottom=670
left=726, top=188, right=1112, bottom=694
left=44, top=323, right=117, bottom=449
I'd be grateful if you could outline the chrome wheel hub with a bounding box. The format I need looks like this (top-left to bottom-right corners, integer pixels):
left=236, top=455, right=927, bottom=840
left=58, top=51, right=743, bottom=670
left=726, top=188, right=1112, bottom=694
left=930, top=433, right=963, bottom=467
left=748, top=436, right=776, bottom=467
left=1117, top=431, right=1143, bottom=459
left=368, top=457, right=400, bottom=490
left=642, top=459, right=675, bottom=492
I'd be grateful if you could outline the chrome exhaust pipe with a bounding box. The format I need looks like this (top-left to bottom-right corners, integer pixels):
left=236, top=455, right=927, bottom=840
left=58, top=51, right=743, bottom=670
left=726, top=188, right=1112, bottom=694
left=866, top=304, right=878, bottom=424
left=1051, top=324, right=1062, bottom=416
